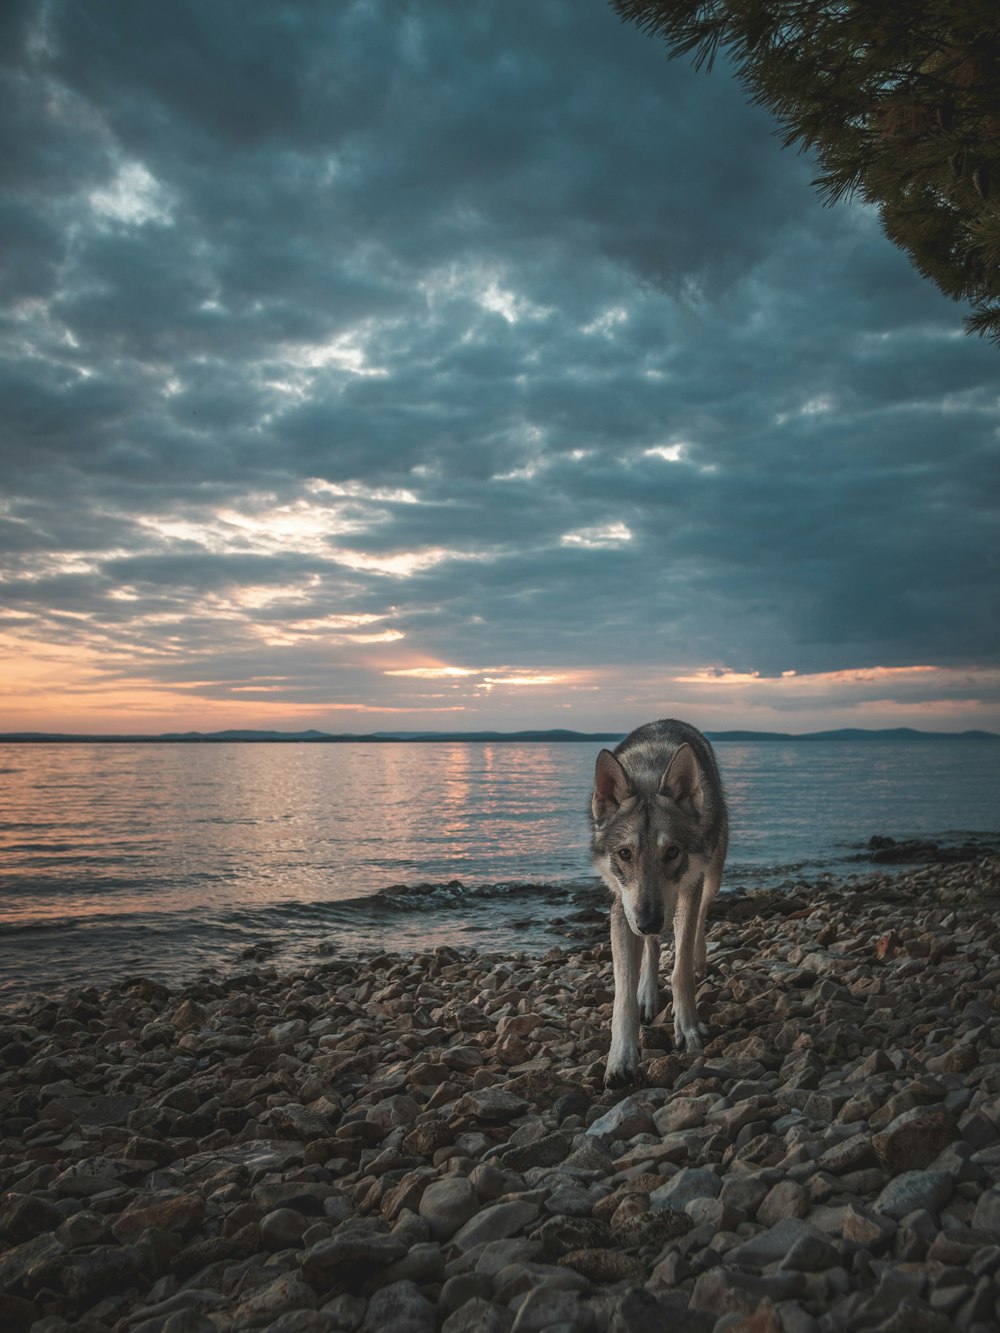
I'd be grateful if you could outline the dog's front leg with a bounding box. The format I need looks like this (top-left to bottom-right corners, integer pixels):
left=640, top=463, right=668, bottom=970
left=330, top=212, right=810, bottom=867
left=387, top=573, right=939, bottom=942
left=606, top=898, right=642, bottom=1087
left=637, top=934, right=661, bottom=1024
left=672, top=879, right=709, bottom=1051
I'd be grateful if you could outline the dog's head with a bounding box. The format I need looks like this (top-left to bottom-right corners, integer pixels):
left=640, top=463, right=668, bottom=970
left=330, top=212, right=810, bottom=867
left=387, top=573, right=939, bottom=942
left=590, top=744, right=705, bottom=936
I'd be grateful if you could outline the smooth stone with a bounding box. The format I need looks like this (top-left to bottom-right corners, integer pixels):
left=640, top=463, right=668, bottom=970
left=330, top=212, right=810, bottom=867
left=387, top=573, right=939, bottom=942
left=451, top=1201, right=541, bottom=1252
left=872, top=1171, right=954, bottom=1221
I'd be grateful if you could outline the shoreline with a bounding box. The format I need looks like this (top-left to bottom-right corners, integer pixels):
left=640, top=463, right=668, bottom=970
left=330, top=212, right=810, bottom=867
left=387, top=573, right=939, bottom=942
left=3, top=833, right=996, bottom=1013
left=2, top=857, right=1000, bottom=1331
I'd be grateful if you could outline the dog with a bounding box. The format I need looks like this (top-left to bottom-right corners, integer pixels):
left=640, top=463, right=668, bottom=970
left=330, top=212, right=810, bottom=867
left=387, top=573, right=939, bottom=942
left=591, top=718, right=728, bottom=1087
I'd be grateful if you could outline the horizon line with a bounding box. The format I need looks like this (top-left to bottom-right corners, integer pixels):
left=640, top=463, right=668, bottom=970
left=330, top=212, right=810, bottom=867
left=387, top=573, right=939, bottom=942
left=1, top=725, right=998, bottom=743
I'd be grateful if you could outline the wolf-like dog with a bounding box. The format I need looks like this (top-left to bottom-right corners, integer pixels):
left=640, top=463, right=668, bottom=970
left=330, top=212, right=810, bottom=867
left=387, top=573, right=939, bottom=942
left=591, top=718, right=728, bottom=1087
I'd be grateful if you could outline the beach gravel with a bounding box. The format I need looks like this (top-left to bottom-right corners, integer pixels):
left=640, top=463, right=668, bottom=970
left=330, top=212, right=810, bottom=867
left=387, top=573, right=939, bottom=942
left=3, top=857, right=1000, bottom=1330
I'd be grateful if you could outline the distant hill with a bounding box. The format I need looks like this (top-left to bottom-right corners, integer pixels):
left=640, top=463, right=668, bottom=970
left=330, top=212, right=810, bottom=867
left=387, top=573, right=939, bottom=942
left=1, top=726, right=997, bottom=743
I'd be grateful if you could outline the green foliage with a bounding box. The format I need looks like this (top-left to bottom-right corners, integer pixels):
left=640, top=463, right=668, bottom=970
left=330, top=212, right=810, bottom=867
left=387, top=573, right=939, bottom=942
left=614, top=0, right=1000, bottom=345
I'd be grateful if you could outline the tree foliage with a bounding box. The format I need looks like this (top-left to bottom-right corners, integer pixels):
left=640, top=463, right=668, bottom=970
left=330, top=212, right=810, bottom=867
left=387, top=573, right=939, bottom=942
left=614, top=0, right=1000, bottom=345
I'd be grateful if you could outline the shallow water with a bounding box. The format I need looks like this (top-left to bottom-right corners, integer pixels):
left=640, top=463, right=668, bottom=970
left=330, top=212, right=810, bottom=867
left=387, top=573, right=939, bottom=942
left=0, top=738, right=996, bottom=1004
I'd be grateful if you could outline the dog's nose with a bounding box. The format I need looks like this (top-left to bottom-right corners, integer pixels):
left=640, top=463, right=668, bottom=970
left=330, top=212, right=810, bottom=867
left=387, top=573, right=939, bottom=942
left=636, top=913, right=663, bottom=936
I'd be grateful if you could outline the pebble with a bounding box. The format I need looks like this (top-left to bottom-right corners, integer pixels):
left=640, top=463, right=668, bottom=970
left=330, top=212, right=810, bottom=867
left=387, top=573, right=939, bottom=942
left=2, top=857, right=1000, bottom=1330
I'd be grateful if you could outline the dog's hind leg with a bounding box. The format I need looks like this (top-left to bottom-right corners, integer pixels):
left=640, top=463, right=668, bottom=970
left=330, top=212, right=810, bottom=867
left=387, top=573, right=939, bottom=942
left=606, top=899, right=643, bottom=1088
left=672, top=878, right=708, bottom=1051
left=637, top=934, right=661, bottom=1024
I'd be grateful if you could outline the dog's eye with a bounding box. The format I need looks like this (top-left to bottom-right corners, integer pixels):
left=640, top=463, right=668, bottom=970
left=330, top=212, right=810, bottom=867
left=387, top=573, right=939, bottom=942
left=616, top=846, right=632, bottom=862
left=664, top=845, right=681, bottom=861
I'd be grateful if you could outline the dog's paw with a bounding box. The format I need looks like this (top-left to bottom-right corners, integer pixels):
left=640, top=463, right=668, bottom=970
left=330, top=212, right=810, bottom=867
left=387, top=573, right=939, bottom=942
left=673, top=1017, right=710, bottom=1052
left=604, top=1042, right=639, bottom=1088
left=638, top=998, right=661, bottom=1025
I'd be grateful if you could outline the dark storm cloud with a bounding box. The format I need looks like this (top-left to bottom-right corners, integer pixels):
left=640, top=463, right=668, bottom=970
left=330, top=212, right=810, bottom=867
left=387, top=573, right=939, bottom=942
left=1, top=0, right=998, bottom=723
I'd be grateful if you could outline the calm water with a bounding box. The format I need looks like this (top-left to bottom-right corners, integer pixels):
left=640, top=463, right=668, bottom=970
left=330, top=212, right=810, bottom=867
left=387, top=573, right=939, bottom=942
left=0, top=739, right=997, bottom=1006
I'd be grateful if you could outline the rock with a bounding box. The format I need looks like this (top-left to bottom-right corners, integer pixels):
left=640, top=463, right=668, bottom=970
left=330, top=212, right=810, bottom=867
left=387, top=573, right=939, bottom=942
left=499, top=1131, right=572, bottom=1172
left=418, top=1175, right=479, bottom=1241
left=612, top=1209, right=691, bottom=1248
left=872, top=1171, right=954, bottom=1220
left=756, top=1179, right=809, bottom=1226
left=455, top=1088, right=528, bottom=1121
left=361, top=1280, right=436, bottom=1331
left=0, top=1194, right=64, bottom=1242
left=260, top=1314, right=341, bottom=1333
left=585, top=1094, right=658, bottom=1141
left=233, top=1275, right=317, bottom=1325
left=510, top=1284, right=593, bottom=1332
left=690, top=1268, right=806, bottom=1317
left=533, top=1215, right=613, bottom=1257
left=0, top=1293, right=37, bottom=1333
left=0, top=1232, right=66, bottom=1293
left=441, top=1297, right=512, bottom=1333
left=726, top=1219, right=836, bottom=1270
left=817, top=1132, right=879, bottom=1174
left=451, top=1200, right=540, bottom=1251
left=560, top=1247, right=646, bottom=1281
left=973, top=1187, right=1000, bottom=1234
left=649, top=1167, right=721, bottom=1211
left=261, top=1207, right=310, bottom=1249
left=872, top=1106, right=957, bottom=1173
left=842, top=1202, right=897, bottom=1251
left=303, top=1223, right=407, bottom=1279
left=111, top=1191, right=206, bottom=1242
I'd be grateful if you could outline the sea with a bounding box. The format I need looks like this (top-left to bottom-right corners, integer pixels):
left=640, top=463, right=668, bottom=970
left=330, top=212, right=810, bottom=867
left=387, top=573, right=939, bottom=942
left=0, top=738, right=997, bottom=1008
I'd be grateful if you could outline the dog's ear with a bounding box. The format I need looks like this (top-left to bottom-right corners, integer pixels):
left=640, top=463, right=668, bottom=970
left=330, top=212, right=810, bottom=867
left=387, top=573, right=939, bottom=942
left=592, top=750, right=632, bottom=822
left=659, top=743, right=704, bottom=814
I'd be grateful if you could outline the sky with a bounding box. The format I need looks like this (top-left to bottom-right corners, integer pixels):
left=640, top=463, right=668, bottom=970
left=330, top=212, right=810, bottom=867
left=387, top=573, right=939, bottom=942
left=2, top=0, right=999, bottom=736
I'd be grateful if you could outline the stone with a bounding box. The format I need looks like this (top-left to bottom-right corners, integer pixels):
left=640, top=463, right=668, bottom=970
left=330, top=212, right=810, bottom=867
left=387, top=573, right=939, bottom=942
left=418, top=1175, right=479, bottom=1241
left=586, top=1094, right=658, bottom=1141
left=456, top=1088, right=528, bottom=1121
left=689, top=1268, right=806, bottom=1317
left=451, top=1201, right=540, bottom=1251
left=111, top=1191, right=206, bottom=1243
left=973, top=1187, right=1000, bottom=1234
left=260, top=1314, right=341, bottom=1333
left=842, top=1202, right=897, bottom=1251
left=303, top=1224, right=407, bottom=1278
left=0, top=1194, right=64, bottom=1243
left=756, top=1179, right=809, bottom=1226
left=817, top=1132, right=879, bottom=1174
left=510, top=1284, right=593, bottom=1332
left=361, top=1280, right=436, bottom=1331
left=726, top=1219, right=835, bottom=1270
left=649, top=1166, right=721, bottom=1211
left=872, top=1171, right=954, bottom=1220
left=872, top=1106, right=958, bottom=1174
left=441, top=1297, right=512, bottom=1333
left=560, top=1247, right=646, bottom=1282
left=233, top=1275, right=317, bottom=1325
left=500, top=1131, right=573, bottom=1172
left=260, top=1207, right=310, bottom=1249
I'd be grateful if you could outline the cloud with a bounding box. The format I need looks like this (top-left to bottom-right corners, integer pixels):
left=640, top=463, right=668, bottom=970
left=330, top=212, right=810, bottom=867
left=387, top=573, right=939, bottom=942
left=1, top=0, right=998, bottom=732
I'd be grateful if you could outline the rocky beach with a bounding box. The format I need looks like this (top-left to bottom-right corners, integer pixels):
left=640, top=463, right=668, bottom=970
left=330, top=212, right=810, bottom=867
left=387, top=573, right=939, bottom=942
left=3, top=856, right=1000, bottom=1333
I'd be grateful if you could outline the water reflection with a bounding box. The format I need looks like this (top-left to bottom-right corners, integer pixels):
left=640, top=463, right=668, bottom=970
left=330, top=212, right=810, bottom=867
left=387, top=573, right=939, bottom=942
left=0, top=738, right=997, bottom=1000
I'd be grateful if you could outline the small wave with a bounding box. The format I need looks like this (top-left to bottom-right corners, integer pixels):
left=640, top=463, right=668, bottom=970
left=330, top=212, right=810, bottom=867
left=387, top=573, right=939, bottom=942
left=0, top=917, right=84, bottom=935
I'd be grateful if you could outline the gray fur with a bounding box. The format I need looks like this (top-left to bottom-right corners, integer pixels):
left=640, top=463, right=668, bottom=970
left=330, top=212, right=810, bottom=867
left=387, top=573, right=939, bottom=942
left=590, top=718, right=728, bottom=1087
